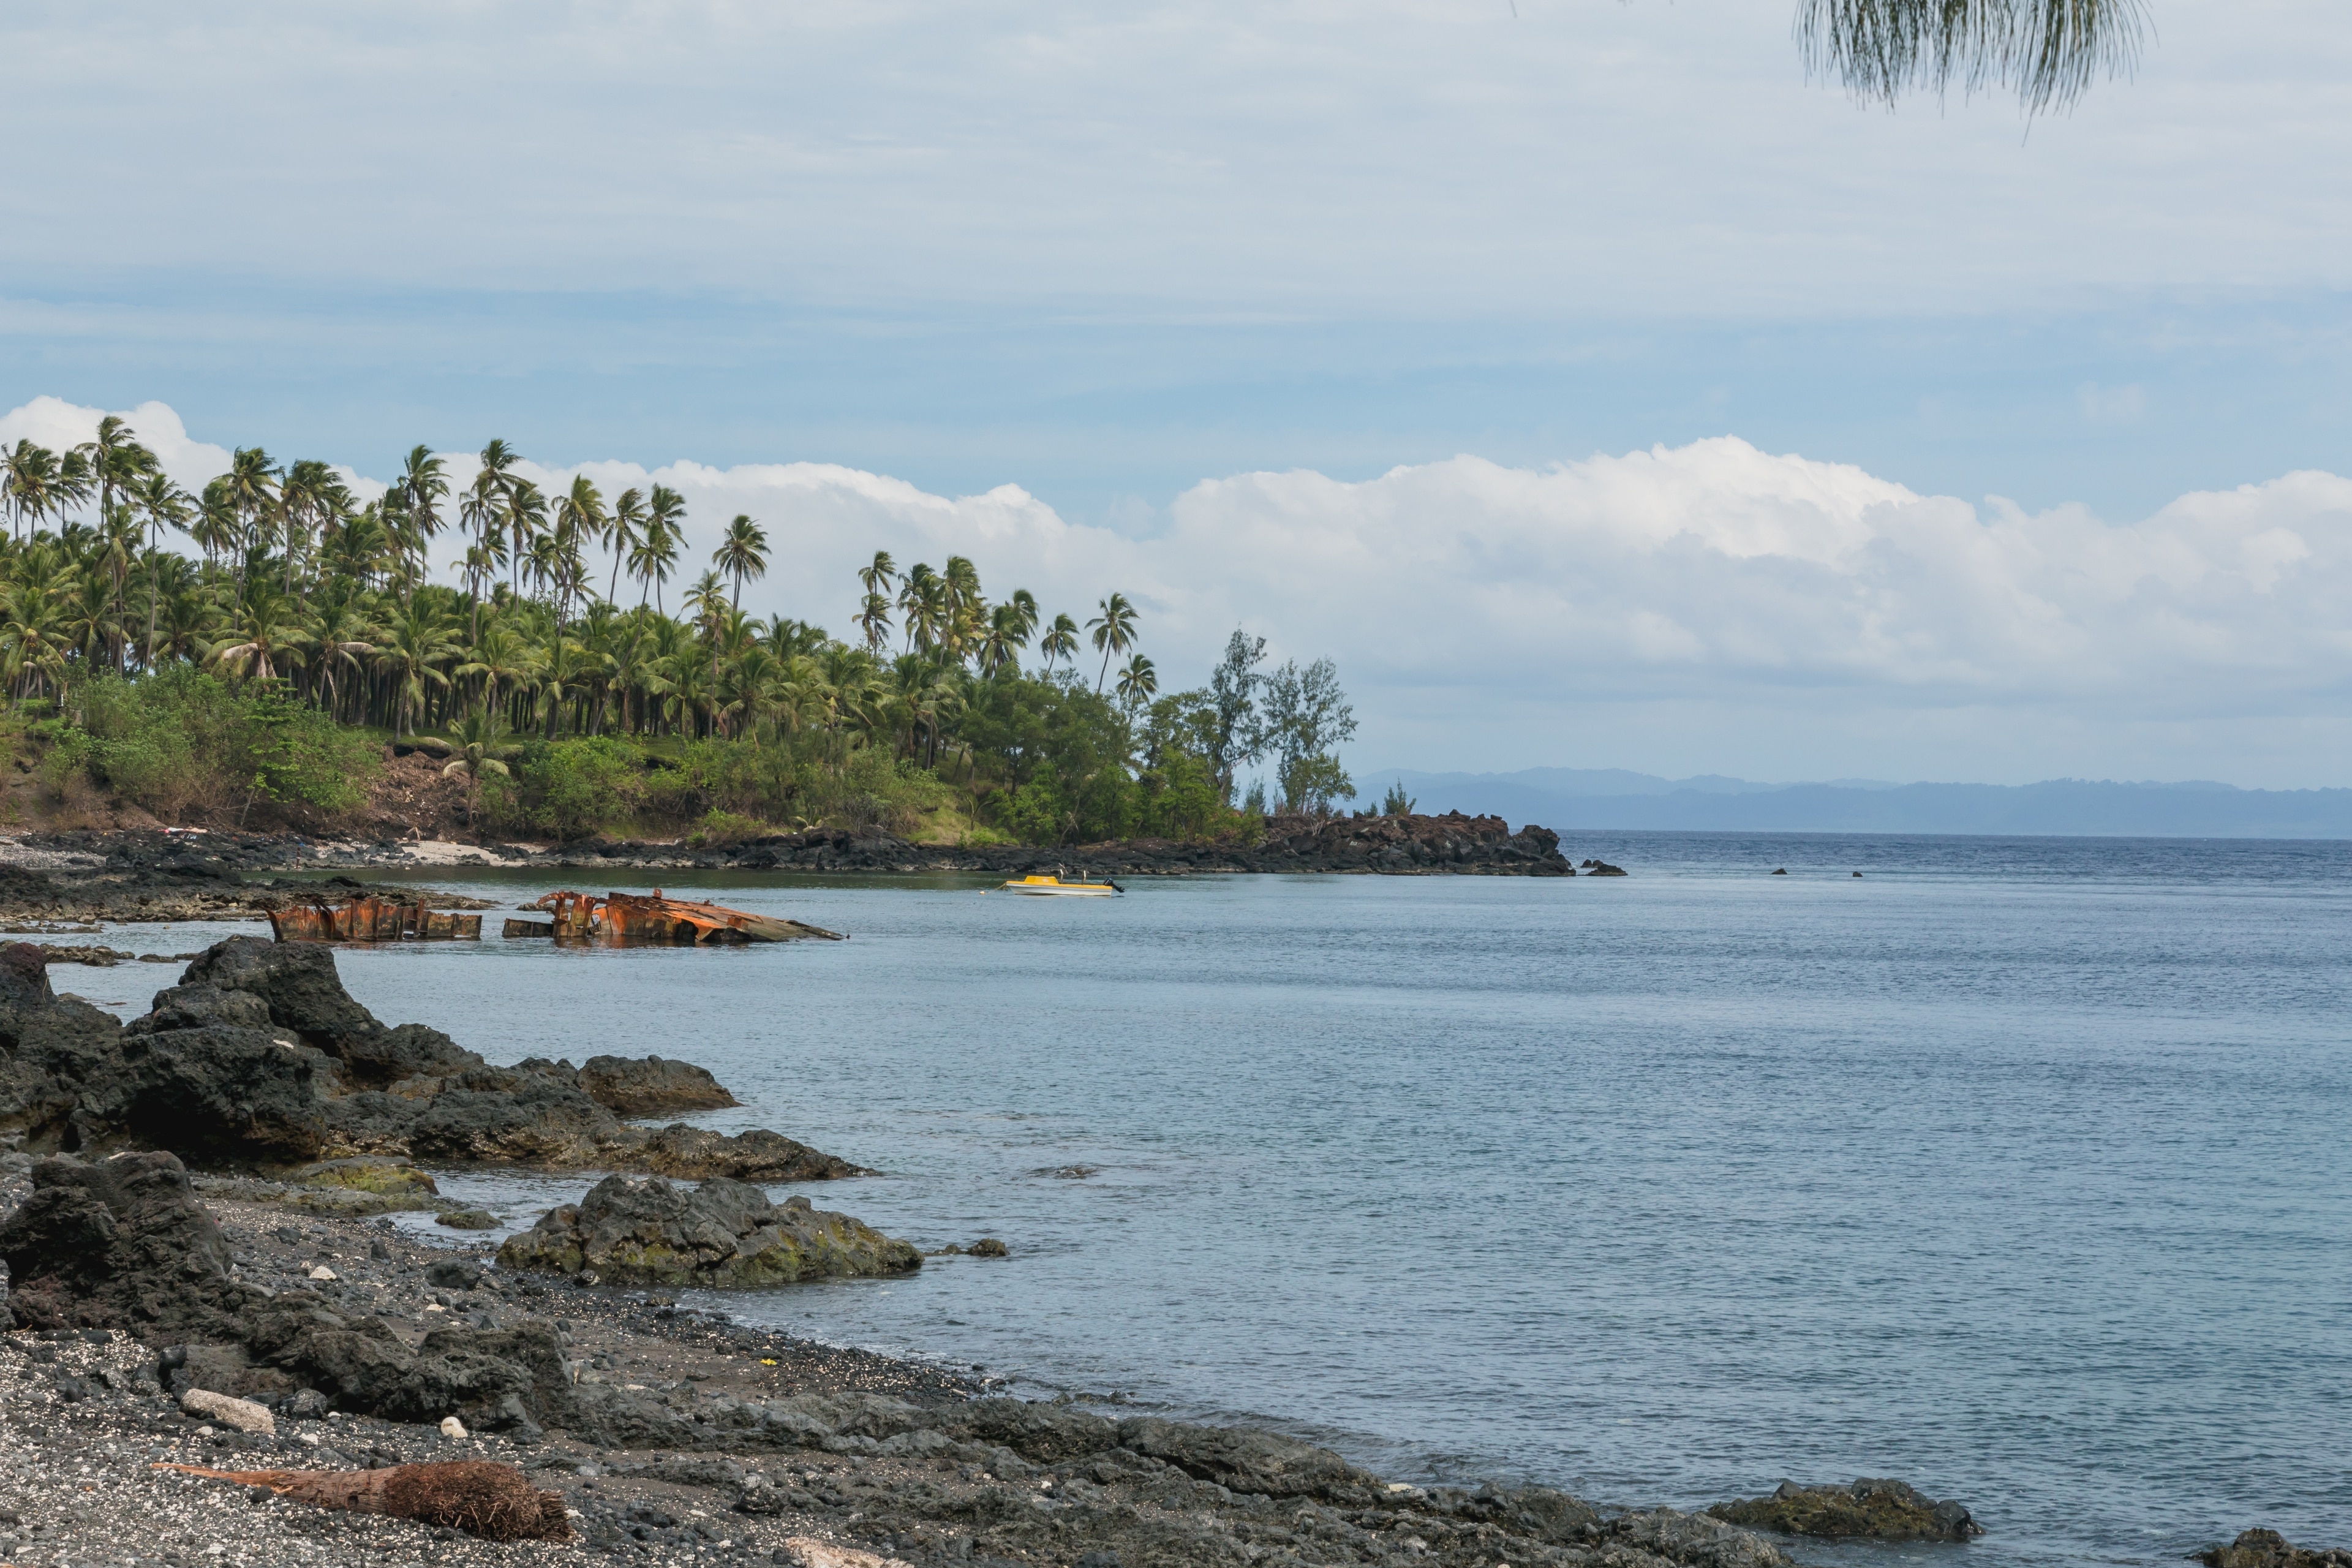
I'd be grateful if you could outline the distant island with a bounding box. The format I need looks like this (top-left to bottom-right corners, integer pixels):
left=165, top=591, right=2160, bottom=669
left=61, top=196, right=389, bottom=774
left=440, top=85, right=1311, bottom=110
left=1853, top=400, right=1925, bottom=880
left=1354, top=767, right=2352, bottom=840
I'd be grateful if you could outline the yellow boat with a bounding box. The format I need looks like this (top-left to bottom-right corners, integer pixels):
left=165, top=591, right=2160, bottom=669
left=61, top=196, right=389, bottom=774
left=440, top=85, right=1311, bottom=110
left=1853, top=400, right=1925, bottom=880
left=998, top=874, right=1122, bottom=897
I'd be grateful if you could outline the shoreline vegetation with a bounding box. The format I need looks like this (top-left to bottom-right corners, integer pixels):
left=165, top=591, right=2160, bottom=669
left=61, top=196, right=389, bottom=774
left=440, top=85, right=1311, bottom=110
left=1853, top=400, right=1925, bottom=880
left=1, top=428, right=1402, bottom=859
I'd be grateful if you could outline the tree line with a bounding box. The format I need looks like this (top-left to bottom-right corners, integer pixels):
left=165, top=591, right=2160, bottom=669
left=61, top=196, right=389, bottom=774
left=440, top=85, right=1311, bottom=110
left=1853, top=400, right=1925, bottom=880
left=0, top=420, right=1360, bottom=841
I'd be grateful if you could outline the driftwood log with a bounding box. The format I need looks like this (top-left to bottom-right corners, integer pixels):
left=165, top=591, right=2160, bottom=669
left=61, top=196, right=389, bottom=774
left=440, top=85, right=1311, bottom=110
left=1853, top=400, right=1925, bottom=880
left=157, top=1460, right=571, bottom=1543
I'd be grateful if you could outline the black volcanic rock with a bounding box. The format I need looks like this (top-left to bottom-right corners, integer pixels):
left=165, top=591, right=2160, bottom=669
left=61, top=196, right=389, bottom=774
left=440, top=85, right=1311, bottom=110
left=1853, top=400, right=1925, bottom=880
left=0, top=1150, right=256, bottom=1338
left=1711, top=1479, right=1983, bottom=1542
left=0, top=936, right=861, bottom=1182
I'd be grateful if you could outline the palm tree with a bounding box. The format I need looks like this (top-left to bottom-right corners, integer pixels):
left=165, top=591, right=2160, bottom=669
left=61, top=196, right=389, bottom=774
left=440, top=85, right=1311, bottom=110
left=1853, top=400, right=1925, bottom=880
left=606, top=487, right=646, bottom=604
left=1115, top=652, right=1158, bottom=710
left=456, top=617, right=533, bottom=728
left=442, top=710, right=510, bottom=825
left=392, top=445, right=448, bottom=603
left=2, top=442, right=61, bottom=542
left=1800, top=0, right=2141, bottom=111
left=2, top=594, right=71, bottom=704
left=210, top=587, right=307, bottom=683
left=714, top=514, right=769, bottom=609
left=308, top=590, right=379, bottom=722
left=1086, top=592, right=1137, bottom=693
left=858, top=551, right=895, bottom=604
left=73, top=416, right=154, bottom=535
left=94, top=503, right=143, bottom=670
left=503, top=480, right=549, bottom=598
left=895, top=562, right=935, bottom=654
left=218, top=447, right=279, bottom=600
left=685, top=568, right=729, bottom=698
left=132, top=471, right=194, bottom=666
left=636, top=485, right=685, bottom=611
left=1039, top=612, right=1079, bottom=674
left=375, top=605, right=459, bottom=736
left=979, top=601, right=1030, bottom=675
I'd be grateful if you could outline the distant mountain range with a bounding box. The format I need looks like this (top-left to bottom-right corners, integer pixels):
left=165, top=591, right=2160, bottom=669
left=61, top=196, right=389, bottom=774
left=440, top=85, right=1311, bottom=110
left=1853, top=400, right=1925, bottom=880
left=1352, top=767, right=2352, bottom=839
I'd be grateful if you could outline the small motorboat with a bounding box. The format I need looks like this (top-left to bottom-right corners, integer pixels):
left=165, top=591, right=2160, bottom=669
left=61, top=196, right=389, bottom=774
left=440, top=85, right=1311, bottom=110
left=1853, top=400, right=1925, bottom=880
left=998, top=874, right=1122, bottom=897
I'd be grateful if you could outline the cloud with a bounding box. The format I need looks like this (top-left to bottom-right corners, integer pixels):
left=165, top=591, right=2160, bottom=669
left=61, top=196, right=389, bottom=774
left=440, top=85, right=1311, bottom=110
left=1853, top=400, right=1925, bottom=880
left=4, top=2, right=2352, bottom=318
left=12, top=396, right=2352, bottom=783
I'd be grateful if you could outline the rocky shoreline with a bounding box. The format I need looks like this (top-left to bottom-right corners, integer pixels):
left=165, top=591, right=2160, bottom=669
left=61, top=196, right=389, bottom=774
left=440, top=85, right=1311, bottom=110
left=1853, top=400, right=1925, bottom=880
left=1, top=940, right=2334, bottom=1568
left=1, top=810, right=1586, bottom=894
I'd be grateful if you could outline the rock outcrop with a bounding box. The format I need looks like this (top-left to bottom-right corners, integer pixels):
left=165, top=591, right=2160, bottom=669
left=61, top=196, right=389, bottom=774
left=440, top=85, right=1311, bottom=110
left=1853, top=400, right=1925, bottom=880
left=507, top=810, right=1577, bottom=877
left=497, top=1174, right=921, bottom=1287
left=0, top=1150, right=252, bottom=1338
left=0, top=937, right=861, bottom=1182
left=574, top=1054, right=739, bottom=1117
left=2196, top=1529, right=2352, bottom=1568
left=0, top=837, right=494, bottom=924
left=1709, top=1478, right=1983, bottom=1542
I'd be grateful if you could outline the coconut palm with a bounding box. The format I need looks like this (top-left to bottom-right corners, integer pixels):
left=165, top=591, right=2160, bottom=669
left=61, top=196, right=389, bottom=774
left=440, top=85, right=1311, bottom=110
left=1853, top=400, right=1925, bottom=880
left=502, top=480, right=549, bottom=597
left=1087, top=592, right=1137, bottom=693
left=606, top=487, right=646, bottom=604
left=375, top=605, right=460, bottom=736
left=73, top=417, right=154, bottom=533
left=210, top=587, right=307, bottom=683
left=1039, top=612, right=1079, bottom=674
left=217, top=448, right=280, bottom=597
left=1801, top=0, right=2143, bottom=112
left=132, top=472, right=194, bottom=666
left=1, top=595, right=71, bottom=703
left=442, top=710, right=510, bottom=822
left=979, top=601, right=1030, bottom=676
left=1115, top=652, right=1158, bottom=710
left=307, top=589, right=379, bottom=722
left=2, top=442, right=60, bottom=542
left=714, top=514, right=769, bottom=609
left=635, top=486, right=685, bottom=611
left=456, top=617, right=533, bottom=729
left=391, top=446, right=448, bottom=602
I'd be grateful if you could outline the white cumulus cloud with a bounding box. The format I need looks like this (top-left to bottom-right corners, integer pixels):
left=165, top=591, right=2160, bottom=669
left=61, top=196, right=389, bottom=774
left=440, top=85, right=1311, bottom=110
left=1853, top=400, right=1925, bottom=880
left=9, top=397, right=2352, bottom=785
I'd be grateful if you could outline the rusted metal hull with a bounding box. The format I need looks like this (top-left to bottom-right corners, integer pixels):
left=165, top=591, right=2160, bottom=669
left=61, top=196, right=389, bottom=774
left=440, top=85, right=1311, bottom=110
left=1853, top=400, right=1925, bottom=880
left=524, top=890, right=845, bottom=944
left=270, top=897, right=483, bottom=944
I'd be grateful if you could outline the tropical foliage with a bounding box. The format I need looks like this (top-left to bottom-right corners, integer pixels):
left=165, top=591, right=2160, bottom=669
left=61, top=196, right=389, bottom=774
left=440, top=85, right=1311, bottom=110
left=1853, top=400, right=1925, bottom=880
left=1, top=426, right=1359, bottom=842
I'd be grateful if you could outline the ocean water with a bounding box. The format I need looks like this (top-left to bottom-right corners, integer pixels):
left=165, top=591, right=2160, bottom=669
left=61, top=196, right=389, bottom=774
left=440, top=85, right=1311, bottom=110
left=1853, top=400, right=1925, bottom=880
left=91, top=835, right=2352, bottom=1566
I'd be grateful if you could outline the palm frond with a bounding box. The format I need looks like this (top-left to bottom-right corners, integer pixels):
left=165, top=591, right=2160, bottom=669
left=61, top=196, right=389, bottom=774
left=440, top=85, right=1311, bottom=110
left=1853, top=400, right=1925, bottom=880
left=1797, top=0, right=2145, bottom=111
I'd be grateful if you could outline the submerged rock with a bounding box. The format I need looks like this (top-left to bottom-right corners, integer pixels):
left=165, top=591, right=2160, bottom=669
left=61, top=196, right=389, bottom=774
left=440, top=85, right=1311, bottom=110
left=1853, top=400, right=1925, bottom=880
left=2195, top=1529, right=2352, bottom=1568
left=0, top=936, right=862, bottom=1182
left=1710, top=1478, right=1983, bottom=1542
left=497, top=1174, right=921, bottom=1287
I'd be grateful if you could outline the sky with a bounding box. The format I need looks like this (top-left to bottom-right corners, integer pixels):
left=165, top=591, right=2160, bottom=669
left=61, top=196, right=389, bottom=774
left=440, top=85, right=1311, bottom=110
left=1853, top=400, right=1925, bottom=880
left=5, top=1, right=2351, bottom=787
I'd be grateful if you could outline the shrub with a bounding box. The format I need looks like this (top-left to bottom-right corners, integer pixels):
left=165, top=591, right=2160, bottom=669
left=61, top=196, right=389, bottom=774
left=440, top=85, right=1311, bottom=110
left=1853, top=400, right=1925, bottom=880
left=36, top=670, right=375, bottom=824
left=493, top=737, right=647, bottom=840
left=687, top=809, right=769, bottom=848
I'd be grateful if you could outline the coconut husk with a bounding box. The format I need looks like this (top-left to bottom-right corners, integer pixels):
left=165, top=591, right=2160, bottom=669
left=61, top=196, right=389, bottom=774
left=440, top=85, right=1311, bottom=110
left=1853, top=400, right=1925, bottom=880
left=157, top=1460, right=571, bottom=1543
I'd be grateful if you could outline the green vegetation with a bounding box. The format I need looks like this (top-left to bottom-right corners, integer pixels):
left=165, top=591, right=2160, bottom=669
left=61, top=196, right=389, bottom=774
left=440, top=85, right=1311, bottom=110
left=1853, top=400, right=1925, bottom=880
left=1, top=423, right=1363, bottom=842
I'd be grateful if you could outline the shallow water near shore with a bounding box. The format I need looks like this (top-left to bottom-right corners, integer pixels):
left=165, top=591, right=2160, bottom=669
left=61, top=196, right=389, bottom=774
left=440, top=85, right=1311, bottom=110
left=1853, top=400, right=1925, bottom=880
left=92, top=833, right=2352, bottom=1567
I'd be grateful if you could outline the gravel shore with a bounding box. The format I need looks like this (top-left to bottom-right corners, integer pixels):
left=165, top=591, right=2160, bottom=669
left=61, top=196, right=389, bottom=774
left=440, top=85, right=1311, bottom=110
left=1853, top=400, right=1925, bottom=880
left=0, top=1152, right=1813, bottom=1568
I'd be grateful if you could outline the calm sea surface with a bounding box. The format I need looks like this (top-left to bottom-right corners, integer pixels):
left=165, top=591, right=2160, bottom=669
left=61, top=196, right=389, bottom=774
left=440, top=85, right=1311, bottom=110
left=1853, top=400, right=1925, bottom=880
left=91, top=834, right=2352, bottom=1567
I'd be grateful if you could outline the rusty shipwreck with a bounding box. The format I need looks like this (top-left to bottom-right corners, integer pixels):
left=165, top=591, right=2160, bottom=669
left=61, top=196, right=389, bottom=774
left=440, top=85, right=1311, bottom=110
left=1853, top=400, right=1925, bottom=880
left=505, top=890, right=845, bottom=945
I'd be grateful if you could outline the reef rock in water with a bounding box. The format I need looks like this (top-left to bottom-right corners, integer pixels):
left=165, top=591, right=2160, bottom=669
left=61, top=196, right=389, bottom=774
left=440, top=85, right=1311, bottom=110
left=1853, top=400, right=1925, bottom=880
left=498, top=1174, right=922, bottom=1287
left=1709, top=1478, right=1984, bottom=1542
left=2196, top=1530, right=2352, bottom=1568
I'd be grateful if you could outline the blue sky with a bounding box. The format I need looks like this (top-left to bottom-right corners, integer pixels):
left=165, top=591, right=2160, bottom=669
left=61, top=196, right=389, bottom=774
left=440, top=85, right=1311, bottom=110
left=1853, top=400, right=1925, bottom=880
left=6, top=1, right=2351, bottom=786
